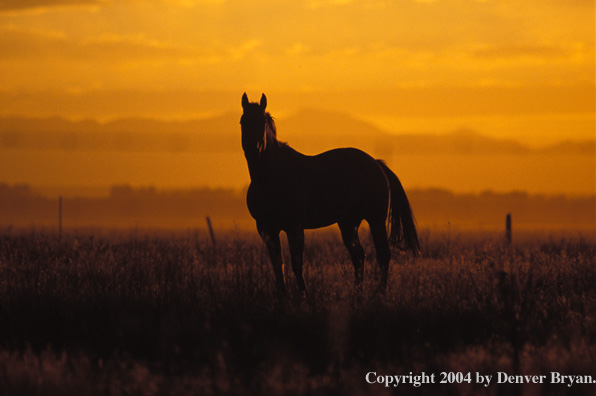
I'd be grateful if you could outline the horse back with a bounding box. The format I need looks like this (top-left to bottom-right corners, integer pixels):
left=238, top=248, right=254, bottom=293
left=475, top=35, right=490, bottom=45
left=247, top=146, right=389, bottom=230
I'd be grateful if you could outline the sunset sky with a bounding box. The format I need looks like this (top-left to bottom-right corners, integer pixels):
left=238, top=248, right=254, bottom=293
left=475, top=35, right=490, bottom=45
left=0, top=0, right=593, bottom=145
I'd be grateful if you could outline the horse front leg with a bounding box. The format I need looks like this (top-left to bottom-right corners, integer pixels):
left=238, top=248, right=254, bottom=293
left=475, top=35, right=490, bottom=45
left=287, top=227, right=308, bottom=298
left=258, top=226, right=286, bottom=297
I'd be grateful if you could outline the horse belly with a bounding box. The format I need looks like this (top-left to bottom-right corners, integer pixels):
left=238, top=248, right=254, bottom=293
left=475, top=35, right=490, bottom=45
left=302, top=176, right=368, bottom=228
left=302, top=205, right=342, bottom=229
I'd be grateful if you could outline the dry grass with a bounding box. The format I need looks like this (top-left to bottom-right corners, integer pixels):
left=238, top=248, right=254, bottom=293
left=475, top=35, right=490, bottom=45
left=0, top=229, right=594, bottom=395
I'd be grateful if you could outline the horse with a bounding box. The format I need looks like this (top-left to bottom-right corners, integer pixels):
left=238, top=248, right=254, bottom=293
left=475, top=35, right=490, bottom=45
left=240, top=93, right=419, bottom=296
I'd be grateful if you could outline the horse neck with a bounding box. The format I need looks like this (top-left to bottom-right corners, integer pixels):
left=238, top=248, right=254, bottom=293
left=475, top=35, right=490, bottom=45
left=246, top=133, right=286, bottom=182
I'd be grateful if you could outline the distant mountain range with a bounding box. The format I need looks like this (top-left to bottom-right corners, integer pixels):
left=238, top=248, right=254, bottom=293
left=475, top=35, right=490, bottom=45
left=1, top=112, right=594, bottom=157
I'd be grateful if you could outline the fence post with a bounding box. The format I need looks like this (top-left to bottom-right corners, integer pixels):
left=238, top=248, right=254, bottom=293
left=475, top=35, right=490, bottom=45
left=59, top=195, right=63, bottom=240
left=206, top=216, right=216, bottom=247
left=505, top=213, right=512, bottom=245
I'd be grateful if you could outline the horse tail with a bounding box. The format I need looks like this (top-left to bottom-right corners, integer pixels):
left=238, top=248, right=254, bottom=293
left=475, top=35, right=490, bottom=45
left=377, top=160, right=420, bottom=256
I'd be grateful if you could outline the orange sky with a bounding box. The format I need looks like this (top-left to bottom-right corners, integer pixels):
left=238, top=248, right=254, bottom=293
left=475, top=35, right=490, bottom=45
left=0, top=0, right=594, bottom=196
left=0, top=0, right=593, bottom=144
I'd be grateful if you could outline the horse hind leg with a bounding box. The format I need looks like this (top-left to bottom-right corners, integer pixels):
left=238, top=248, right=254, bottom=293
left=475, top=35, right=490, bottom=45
left=368, top=219, right=391, bottom=292
left=287, top=227, right=308, bottom=298
left=339, top=221, right=365, bottom=293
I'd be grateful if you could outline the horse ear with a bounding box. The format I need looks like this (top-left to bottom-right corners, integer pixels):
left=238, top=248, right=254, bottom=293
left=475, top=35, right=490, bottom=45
left=242, top=93, right=249, bottom=109
left=260, top=94, right=267, bottom=111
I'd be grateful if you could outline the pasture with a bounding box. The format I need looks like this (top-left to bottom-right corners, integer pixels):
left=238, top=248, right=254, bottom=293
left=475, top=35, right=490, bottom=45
left=0, top=229, right=594, bottom=395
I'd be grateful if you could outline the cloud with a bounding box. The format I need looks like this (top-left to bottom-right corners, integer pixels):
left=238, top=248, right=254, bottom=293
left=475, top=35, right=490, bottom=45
left=0, top=22, right=272, bottom=71
left=0, top=25, right=68, bottom=58
left=165, top=0, right=225, bottom=5
left=308, top=0, right=353, bottom=9
left=0, top=0, right=105, bottom=11
left=0, top=0, right=592, bottom=96
left=0, top=25, right=197, bottom=61
left=81, top=34, right=197, bottom=59
left=472, top=44, right=576, bottom=60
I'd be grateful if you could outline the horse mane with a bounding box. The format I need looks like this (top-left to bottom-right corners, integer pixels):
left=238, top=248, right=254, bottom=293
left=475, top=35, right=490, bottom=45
left=265, top=112, right=287, bottom=147
left=265, top=112, right=277, bottom=137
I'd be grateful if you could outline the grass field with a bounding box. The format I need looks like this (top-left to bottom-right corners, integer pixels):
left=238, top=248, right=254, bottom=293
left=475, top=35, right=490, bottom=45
left=0, top=228, right=595, bottom=395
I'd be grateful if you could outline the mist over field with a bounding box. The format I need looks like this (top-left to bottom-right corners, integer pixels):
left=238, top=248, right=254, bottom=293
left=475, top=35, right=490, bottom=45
left=1, top=113, right=594, bottom=196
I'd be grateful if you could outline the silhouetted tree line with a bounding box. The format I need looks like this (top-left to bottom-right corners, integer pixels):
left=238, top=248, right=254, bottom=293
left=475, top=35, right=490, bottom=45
left=1, top=183, right=594, bottom=230
left=408, top=189, right=594, bottom=229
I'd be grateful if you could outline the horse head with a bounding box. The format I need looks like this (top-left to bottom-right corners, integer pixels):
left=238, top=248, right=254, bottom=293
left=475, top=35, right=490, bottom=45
left=241, top=93, right=268, bottom=160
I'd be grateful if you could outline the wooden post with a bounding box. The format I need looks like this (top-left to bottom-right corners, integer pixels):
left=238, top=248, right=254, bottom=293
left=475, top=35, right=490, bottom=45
left=58, top=195, right=63, bottom=239
left=505, top=213, right=512, bottom=245
left=206, top=216, right=216, bottom=247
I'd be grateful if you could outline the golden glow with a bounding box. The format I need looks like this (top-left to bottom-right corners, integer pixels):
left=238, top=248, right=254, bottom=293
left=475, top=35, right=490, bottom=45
left=0, top=0, right=594, bottom=193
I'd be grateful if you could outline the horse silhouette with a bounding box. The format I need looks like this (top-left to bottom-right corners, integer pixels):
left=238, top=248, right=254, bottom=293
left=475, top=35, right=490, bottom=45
left=241, top=93, right=419, bottom=296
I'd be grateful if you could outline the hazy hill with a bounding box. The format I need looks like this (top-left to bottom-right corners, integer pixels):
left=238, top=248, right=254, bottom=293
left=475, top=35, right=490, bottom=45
left=1, top=112, right=594, bottom=195
left=0, top=114, right=240, bottom=153
left=1, top=113, right=594, bottom=156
